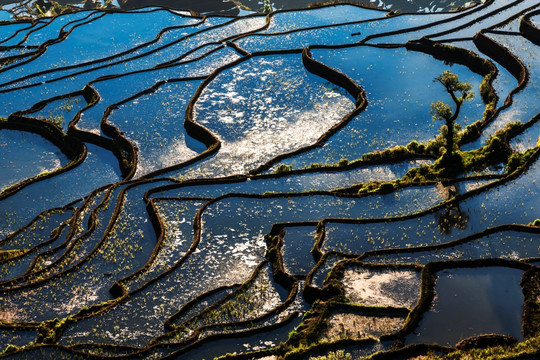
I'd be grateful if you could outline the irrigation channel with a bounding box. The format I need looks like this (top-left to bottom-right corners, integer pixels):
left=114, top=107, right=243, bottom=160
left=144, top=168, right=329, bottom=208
left=0, top=0, right=539, bottom=359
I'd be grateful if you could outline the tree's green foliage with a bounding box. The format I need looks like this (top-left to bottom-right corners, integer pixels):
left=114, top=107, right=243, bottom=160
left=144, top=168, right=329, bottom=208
left=430, top=100, right=453, bottom=121
left=435, top=70, right=474, bottom=102
left=430, top=71, right=474, bottom=157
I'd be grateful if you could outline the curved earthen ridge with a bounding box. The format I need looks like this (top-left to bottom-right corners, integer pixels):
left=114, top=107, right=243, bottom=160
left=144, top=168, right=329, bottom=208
left=0, top=8, right=204, bottom=76
left=520, top=9, right=540, bottom=45
left=455, top=333, right=518, bottom=350
left=0, top=185, right=117, bottom=290
left=0, top=200, right=79, bottom=247
left=56, top=28, right=267, bottom=178
left=0, top=12, right=264, bottom=90
left=367, top=343, right=454, bottom=359
left=229, top=5, right=390, bottom=46
left=247, top=47, right=367, bottom=174
left=0, top=1, right=525, bottom=183
left=0, top=114, right=87, bottom=200
left=11, top=10, right=98, bottom=46
left=57, top=177, right=456, bottom=354
left=150, top=261, right=299, bottom=346
left=245, top=36, right=517, bottom=172
left=100, top=45, right=363, bottom=178
left=0, top=47, right=39, bottom=67
left=393, top=259, right=532, bottom=347
left=521, top=267, right=540, bottom=338
left=303, top=222, right=540, bottom=289
left=358, top=223, right=540, bottom=261
left=299, top=146, right=540, bottom=293
left=425, top=0, right=540, bottom=40
left=473, top=31, right=527, bottom=86
left=0, top=2, right=539, bottom=359
left=0, top=23, right=35, bottom=45
left=359, top=0, right=496, bottom=44
left=163, top=284, right=240, bottom=331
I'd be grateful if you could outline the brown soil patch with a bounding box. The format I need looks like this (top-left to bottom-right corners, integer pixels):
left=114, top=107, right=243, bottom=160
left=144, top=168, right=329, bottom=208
left=323, top=311, right=406, bottom=341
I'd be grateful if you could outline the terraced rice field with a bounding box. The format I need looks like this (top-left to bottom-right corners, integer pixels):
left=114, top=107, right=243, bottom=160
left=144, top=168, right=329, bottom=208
left=0, top=0, right=539, bottom=359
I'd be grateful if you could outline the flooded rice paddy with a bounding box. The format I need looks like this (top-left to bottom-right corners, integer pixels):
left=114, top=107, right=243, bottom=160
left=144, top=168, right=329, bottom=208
left=0, top=0, right=539, bottom=359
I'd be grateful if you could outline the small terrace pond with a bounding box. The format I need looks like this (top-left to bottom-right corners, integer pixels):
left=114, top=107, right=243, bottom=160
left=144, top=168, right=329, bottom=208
left=407, top=266, right=525, bottom=346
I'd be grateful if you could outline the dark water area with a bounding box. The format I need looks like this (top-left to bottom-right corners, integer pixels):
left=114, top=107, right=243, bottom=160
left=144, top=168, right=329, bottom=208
left=119, top=0, right=482, bottom=16
left=0, top=0, right=480, bottom=17
left=407, top=266, right=525, bottom=346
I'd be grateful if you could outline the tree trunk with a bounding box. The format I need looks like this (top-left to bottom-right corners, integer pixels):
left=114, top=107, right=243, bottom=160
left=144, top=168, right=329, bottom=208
left=445, top=100, right=462, bottom=156
left=445, top=117, right=453, bottom=155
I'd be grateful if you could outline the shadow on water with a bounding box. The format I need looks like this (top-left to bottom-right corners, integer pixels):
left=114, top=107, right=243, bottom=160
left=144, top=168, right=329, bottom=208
left=407, top=266, right=524, bottom=346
